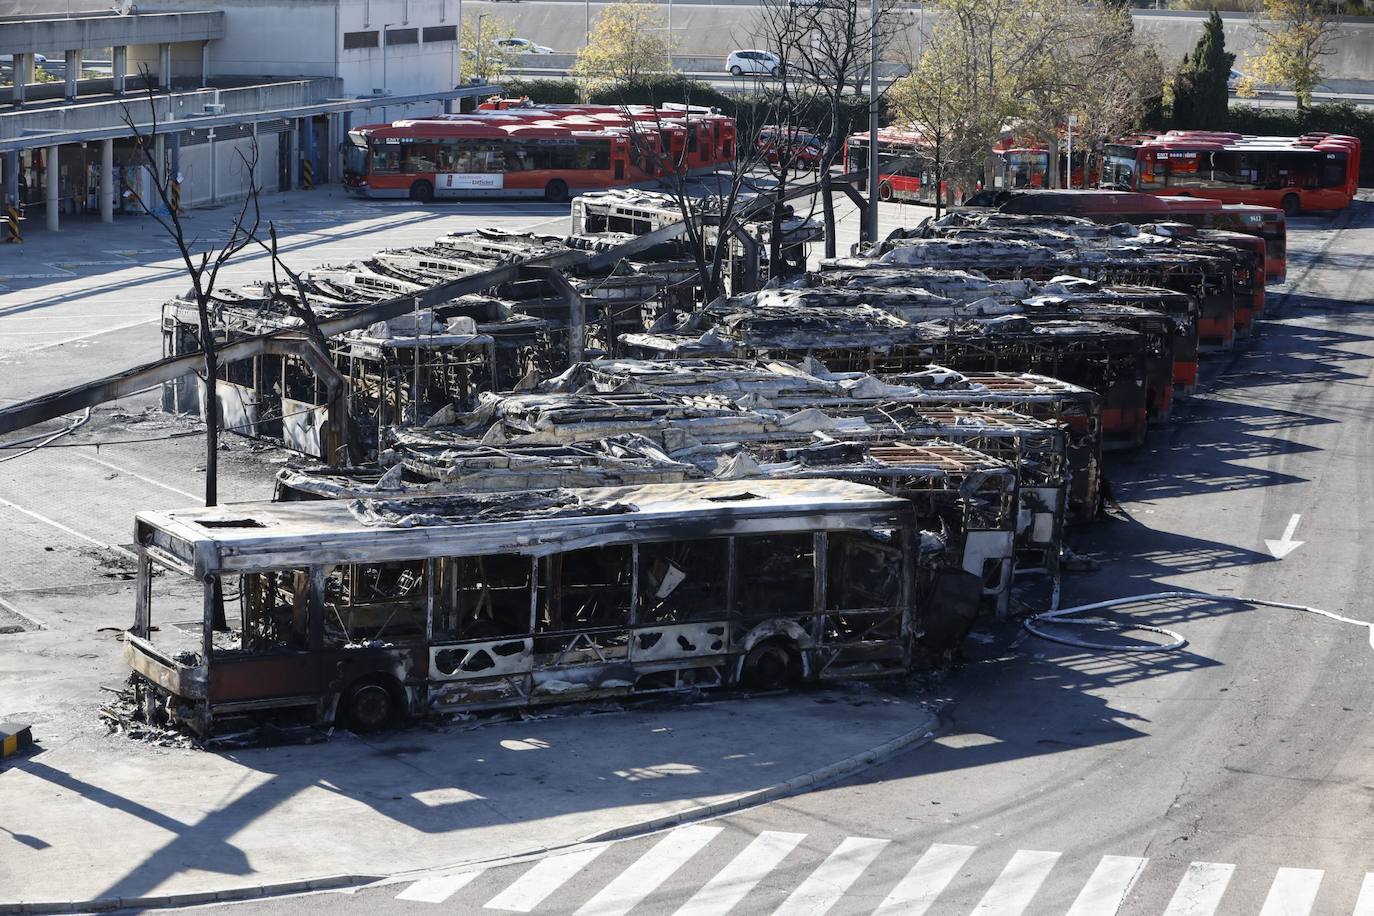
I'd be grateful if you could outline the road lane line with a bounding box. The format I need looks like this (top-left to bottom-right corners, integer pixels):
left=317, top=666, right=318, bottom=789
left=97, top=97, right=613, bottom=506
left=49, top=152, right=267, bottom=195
left=1065, top=855, right=1148, bottom=916
left=21, top=316, right=160, bottom=353
left=969, top=849, right=1061, bottom=916
left=772, top=836, right=891, bottom=916
left=484, top=846, right=609, bottom=912
left=74, top=452, right=200, bottom=500
left=395, top=869, right=484, bottom=903
left=872, top=842, right=977, bottom=916
left=1162, top=862, right=1235, bottom=916
left=1353, top=873, right=1374, bottom=916
left=574, top=825, right=722, bottom=916
left=0, top=493, right=135, bottom=559
left=673, top=830, right=806, bottom=916
left=1258, top=867, right=1323, bottom=916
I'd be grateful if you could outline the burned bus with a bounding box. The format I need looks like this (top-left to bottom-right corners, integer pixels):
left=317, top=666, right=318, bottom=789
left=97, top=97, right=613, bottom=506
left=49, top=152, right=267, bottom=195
left=124, top=479, right=919, bottom=736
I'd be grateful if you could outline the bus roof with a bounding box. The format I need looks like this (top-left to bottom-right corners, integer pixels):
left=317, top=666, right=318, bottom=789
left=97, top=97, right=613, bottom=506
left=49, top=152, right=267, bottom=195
left=136, top=479, right=913, bottom=576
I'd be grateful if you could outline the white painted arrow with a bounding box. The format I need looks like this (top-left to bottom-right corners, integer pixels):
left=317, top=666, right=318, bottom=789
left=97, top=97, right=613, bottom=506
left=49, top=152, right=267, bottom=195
left=1264, top=514, right=1305, bottom=559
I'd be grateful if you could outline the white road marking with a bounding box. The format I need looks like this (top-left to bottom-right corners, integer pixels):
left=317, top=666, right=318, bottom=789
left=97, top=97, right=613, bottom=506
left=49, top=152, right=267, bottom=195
left=1265, top=513, right=1305, bottom=559
left=0, top=593, right=44, bottom=629
left=574, top=825, right=722, bottom=916
left=0, top=493, right=135, bottom=559
left=74, top=452, right=200, bottom=500
left=1257, top=867, right=1323, bottom=916
left=969, top=849, right=1061, bottom=916
left=772, top=836, right=890, bottom=916
left=20, top=316, right=160, bottom=353
left=394, top=870, right=484, bottom=903
left=1353, top=873, right=1374, bottom=916
left=1162, top=862, right=1236, bottom=916
left=1065, top=855, right=1148, bottom=916
left=673, top=830, right=806, bottom=916
left=872, top=842, right=977, bottom=916
left=484, top=846, right=609, bottom=912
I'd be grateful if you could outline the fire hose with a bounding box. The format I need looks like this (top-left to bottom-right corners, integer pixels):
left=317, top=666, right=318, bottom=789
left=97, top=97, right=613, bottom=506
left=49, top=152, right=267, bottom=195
left=1024, top=591, right=1374, bottom=653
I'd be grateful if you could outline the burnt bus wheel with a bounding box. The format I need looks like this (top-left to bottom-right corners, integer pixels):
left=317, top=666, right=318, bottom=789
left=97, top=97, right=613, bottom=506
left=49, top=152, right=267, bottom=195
left=1281, top=193, right=1300, bottom=217
left=743, top=639, right=801, bottom=691
left=544, top=179, right=570, bottom=203
left=344, top=678, right=400, bottom=731
left=409, top=180, right=434, bottom=203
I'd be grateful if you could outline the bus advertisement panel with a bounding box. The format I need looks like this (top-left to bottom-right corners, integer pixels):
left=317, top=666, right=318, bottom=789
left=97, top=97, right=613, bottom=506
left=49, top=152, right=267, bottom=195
left=1100, top=131, right=1360, bottom=216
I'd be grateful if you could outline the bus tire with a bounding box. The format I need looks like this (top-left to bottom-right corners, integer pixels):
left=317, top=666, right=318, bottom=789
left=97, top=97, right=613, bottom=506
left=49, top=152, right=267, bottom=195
left=1281, top=193, right=1300, bottom=217
left=743, top=639, right=801, bottom=691
left=878, top=181, right=893, bottom=202
left=408, top=180, right=434, bottom=203
left=343, top=676, right=402, bottom=732
left=544, top=179, right=569, bottom=203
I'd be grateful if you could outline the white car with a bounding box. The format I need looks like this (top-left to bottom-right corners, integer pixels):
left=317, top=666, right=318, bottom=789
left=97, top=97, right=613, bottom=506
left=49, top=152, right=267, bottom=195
left=1227, top=68, right=1244, bottom=91
left=496, top=37, right=554, bottom=54
left=727, top=49, right=782, bottom=77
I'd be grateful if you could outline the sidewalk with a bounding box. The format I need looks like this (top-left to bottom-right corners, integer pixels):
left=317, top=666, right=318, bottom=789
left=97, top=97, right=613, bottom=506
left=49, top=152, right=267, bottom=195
left=0, top=669, right=936, bottom=911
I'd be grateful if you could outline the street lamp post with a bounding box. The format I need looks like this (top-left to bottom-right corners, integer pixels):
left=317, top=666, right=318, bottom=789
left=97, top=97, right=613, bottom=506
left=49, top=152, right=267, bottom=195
left=476, top=13, right=489, bottom=82
left=381, top=22, right=393, bottom=92
left=864, top=0, right=880, bottom=247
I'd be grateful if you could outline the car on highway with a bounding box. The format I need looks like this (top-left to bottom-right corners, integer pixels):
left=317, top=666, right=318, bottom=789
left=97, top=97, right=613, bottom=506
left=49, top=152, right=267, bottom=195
left=727, top=49, right=781, bottom=77
left=1228, top=68, right=1244, bottom=91
left=0, top=52, right=47, bottom=77
left=496, top=37, right=555, bottom=54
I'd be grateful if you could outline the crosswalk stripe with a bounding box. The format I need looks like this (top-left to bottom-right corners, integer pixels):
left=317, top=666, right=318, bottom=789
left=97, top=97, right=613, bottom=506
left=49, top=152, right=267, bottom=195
left=970, top=849, right=1061, bottom=916
left=871, top=843, right=977, bottom=916
left=574, top=825, right=723, bottom=916
left=672, top=830, right=807, bottom=916
left=1353, top=873, right=1374, bottom=916
left=395, top=870, right=484, bottom=903
left=1258, top=867, right=1324, bottom=916
left=772, top=836, right=891, bottom=916
left=1065, top=855, right=1148, bottom=916
left=485, top=846, right=609, bottom=912
left=1162, top=862, right=1236, bottom=916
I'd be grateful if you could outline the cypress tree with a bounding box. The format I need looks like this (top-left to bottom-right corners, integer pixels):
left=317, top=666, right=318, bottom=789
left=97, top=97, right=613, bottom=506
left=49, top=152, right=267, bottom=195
left=1186, top=12, right=1235, bottom=128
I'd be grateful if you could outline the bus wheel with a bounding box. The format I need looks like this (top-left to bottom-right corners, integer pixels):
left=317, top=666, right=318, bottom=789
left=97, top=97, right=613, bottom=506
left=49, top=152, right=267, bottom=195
left=1281, top=193, right=1300, bottom=217
left=743, top=639, right=801, bottom=691
left=878, top=181, right=893, bottom=202
left=544, top=179, right=569, bottom=203
left=408, top=180, right=434, bottom=203
left=344, top=677, right=400, bottom=731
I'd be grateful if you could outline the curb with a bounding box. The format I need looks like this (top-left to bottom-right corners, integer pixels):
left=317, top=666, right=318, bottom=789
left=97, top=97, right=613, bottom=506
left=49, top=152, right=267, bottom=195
left=582, top=708, right=939, bottom=843
left=0, top=709, right=939, bottom=913
left=0, top=874, right=379, bottom=915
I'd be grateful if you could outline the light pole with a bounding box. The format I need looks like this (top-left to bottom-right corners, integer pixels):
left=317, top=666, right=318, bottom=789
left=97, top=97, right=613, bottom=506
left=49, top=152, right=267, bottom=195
left=381, top=22, right=393, bottom=92
left=585, top=0, right=591, bottom=47
left=864, top=0, right=880, bottom=247
left=476, top=13, right=489, bottom=82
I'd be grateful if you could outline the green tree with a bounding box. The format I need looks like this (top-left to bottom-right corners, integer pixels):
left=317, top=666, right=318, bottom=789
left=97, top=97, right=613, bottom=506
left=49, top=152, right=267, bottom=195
left=1244, top=0, right=1338, bottom=112
left=460, top=15, right=519, bottom=83
left=1191, top=12, right=1235, bottom=126
left=571, top=0, right=674, bottom=92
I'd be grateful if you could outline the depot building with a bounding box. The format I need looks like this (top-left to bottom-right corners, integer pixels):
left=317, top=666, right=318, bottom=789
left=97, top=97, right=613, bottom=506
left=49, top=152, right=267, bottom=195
left=0, top=1, right=488, bottom=233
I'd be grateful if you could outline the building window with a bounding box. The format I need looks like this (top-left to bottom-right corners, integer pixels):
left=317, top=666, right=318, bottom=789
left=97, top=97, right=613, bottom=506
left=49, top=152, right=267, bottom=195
left=343, top=30, right=379, bottom=50
left=423, top=25, right=457, bottom=43
left=386, top=28, right=419, bottom=45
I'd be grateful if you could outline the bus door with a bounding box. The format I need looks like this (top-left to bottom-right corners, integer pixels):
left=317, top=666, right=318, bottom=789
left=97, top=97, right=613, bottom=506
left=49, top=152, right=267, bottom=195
left=208, top=569, right=324, bottom=711
left=429, top=554, right=536, bottom=708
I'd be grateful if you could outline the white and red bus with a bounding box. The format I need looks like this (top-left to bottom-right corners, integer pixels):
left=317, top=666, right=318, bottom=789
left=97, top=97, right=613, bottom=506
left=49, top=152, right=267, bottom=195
left=1101, top=131, right=1361, bottom=216
left=843, top=129, right=969, bottom=206
left=342, top=102, right=736, bottom=203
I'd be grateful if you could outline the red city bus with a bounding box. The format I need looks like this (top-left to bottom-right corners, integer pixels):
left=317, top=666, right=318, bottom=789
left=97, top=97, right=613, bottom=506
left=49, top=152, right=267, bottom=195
left=844, top=130, right=968, bottom=206
left=343, top=104, right=736, bottom=203
left=1101, top=131, right=1361, bottom=216
left=977, top=189, right=1288, bottom=284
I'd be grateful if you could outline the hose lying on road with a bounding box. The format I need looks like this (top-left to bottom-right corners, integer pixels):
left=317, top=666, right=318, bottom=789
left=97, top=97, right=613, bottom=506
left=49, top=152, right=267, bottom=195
left=1024, top=591, right=1374, bottom=653
left=0, top=407, right=90, bottom=463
